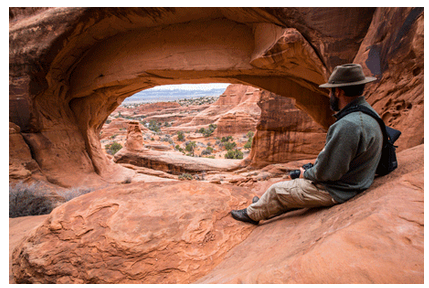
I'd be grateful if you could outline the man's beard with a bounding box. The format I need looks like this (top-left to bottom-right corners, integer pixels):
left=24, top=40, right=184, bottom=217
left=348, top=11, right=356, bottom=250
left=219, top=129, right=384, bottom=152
left=330, top=94, right=340, bottom=112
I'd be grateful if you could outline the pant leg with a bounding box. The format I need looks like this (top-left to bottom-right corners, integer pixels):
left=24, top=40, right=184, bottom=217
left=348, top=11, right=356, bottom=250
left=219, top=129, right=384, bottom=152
left=246, top=179, right=337, bottom=221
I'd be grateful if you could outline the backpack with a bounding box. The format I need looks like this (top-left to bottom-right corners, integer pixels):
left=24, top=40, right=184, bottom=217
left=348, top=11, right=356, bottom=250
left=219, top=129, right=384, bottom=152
left=336, top=105, right=401, bottom=176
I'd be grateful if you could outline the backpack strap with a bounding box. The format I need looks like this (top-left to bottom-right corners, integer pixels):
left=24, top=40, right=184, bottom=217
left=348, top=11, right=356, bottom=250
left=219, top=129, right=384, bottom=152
left=336, top=105, right=389, bottom=145
left=336, top=105, right=401, bottom=144
left=336, top=105, right=402, bottom=176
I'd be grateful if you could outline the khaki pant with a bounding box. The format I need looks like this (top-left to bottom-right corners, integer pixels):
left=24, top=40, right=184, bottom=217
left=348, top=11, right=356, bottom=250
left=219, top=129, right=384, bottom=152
left=247, top=179, right=337, bottom=221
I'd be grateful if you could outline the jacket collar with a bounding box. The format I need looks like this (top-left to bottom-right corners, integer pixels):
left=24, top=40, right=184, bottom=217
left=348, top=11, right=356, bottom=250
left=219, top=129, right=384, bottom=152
left=334, top=96, right=367, bottom=120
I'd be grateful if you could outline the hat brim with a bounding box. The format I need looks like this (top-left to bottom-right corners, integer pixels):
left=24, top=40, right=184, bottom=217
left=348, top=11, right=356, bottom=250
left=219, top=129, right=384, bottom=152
left=319, top=77, right=377, bottom=88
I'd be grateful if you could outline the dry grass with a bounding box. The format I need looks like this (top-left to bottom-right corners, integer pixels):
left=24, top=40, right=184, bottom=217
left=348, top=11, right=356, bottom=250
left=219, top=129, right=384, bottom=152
left=9, top=182, right=55, bottom=218
left=9, top=181, right=96, bottom=218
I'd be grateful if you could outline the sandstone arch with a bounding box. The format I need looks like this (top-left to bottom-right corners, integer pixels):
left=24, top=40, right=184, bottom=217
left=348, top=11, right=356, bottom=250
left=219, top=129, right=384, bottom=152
left=9, top=7, right=425, bottom=284
left=11, top=7, right=423, bottom=187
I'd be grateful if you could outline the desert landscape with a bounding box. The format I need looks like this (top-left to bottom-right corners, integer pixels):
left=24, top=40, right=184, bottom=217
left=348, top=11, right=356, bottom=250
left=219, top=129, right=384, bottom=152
left=9, top=7, right=423, bottom=284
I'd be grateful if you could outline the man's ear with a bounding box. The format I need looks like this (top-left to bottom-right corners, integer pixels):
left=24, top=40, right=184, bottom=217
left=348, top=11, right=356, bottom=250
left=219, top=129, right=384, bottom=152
left=336, top=88, right=344, bottom=97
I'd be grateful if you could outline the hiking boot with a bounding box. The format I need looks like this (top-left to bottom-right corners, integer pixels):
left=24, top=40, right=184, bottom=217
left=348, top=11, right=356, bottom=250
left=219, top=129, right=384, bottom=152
left=230, top=208, right=259, bottom=225
left=252, top=196, right=260, bottom=203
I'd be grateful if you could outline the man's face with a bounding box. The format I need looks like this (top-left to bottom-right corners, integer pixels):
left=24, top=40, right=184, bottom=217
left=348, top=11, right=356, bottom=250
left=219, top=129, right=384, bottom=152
left=329, top=88, right=339, bottom=112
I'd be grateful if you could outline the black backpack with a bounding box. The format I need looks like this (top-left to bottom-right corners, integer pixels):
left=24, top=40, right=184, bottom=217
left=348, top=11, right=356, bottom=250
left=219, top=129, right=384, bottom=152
left=336, top=105, right=401, bottom=176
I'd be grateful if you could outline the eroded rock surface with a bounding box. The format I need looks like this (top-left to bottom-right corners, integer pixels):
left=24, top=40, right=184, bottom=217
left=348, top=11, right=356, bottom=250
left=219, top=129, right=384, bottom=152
left=11, top=145, right=424, bottom=284
left=114, top=147, right=244, bottom=176
left=10, top=7, right=392, bottom=186
left=177, top=84, right=262, bottom=137
left=354, top=7, right=424, bottom=150
left=9, top=122, right=41, bottom=181
left=12, top=182, right=256, bottom=284
left=199, top=144, right=424, bottom=284
left=9, top=7, right=424, bottom=285
left=248, top=91, right=327, bottom=167
left=9, top=215, right=49, bottom=283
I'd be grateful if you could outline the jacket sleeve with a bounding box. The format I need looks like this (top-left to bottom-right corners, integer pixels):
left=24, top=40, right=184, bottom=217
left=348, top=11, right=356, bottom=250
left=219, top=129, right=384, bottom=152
left=304, top=119, right=361, bottom=182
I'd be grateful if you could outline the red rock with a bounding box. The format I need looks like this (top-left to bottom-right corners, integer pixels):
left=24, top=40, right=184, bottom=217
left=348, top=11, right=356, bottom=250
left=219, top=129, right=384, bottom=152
left=9, top=215, right=49, bottom=283
left=197, top=144, right=424, bottom=284
left=248, top=91, right=327, bottom=167
left=212, top=85, right=261, bottom=137
left=8, top=7, right=424, bottom=284
left=134, top=102, right=181, bottom=115
left=9, top=122, right=45, bottom=181
left=12, top=182, right=256, bottom=284
left=11, top=145, right=423, bottom=284
left=9, top=122, right=31, bottom=161
left=124, top=121, right=144, bottom=151
left=9, top=8, right=387, bottom=185
left=353, top=7, right=424, bottom=152
left=113, top=147, right=244, bottom=175
left=100, top=118, right=128, bottom=140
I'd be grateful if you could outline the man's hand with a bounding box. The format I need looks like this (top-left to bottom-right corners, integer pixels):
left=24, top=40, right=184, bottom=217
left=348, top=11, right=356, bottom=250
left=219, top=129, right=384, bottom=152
left=299, top=167, right=305, bottom=178
left=290, top=164, right=312, bottom=179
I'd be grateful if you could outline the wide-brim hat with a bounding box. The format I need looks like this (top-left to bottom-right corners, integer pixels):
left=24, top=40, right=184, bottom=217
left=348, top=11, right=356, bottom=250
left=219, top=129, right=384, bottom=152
left=319, top=63, right=377, bottom=88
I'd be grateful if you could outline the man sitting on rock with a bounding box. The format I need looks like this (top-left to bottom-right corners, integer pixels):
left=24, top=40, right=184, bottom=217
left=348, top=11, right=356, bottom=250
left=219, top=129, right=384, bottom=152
left=231, top=63, right=383, bottom=225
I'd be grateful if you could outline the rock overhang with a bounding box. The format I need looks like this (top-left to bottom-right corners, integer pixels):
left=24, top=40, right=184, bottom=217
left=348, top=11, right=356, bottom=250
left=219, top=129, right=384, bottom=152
left=9, top=7, right=381, bottom=186
left=12, top=7, right=368, bottom=130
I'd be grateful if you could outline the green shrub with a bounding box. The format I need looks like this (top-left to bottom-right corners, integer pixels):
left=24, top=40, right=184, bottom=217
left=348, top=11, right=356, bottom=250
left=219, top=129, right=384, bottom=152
left=244, top=131, right=254, bottom=150
left=177, top=131, right=185, bottom=141
left=224, top=141, right=237, bottom=150
left=221, top=135, right=233, bottom=142
left=175, top=144, right=184, bottom=153
left=224, top=149, right=244, bottom=159
left=203, top=124, right=217, bottom=137
left=185, top=141, right=196, bottom=154
left=244, top=140, right=252, bottom=149
left=178, top=173, right=193, bottom=180
left=148, top=120, right=161, bottom=132
left=105, top=141, right=123, bottom=155
left=201, top=146, right=214, bottom=155
left=196, top=124, right=217, bottom=137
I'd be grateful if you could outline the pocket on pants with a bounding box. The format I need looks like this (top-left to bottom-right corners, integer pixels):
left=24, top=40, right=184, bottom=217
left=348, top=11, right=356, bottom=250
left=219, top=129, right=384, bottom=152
left=287, top=179, right=336, bottom=208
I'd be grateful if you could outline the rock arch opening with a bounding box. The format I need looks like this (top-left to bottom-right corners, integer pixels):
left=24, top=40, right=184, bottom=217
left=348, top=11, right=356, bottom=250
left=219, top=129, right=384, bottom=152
left=100, top=83, right=232, bottom=157
left=9, top=8, right=425, bottom=284
left=65, top=19, right=331, bottom=187
left=11, top=7, right=381, bottom=187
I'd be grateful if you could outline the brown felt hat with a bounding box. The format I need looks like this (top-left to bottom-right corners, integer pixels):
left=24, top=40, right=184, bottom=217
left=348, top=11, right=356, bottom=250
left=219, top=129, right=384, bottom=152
left=319, top=63, right=377, bottom=88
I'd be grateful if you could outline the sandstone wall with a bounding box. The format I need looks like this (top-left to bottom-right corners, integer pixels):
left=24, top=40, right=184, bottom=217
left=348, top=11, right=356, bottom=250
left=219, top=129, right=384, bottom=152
left=9, top=122, right=45, bottom=181
left=249, top=91, right=326, bottom=167
left=212, top=84, right=262, bottom=137
left=354, top=7, right=424, bottom=150
left=9, top=7, right=423, bottom=186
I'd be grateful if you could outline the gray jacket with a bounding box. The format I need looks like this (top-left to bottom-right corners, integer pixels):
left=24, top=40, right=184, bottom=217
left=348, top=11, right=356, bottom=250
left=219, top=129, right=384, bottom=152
left=304, top=96, right=383, bottom=203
